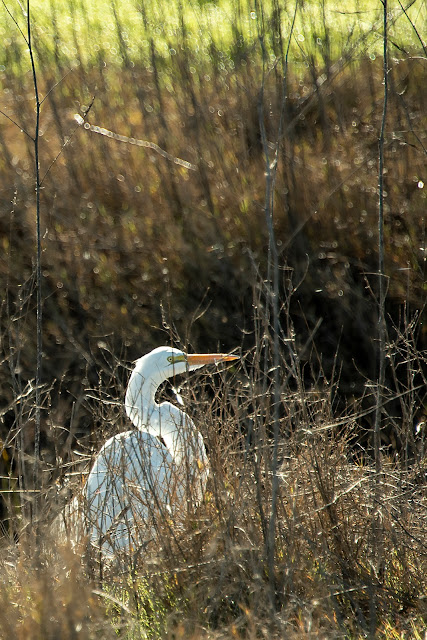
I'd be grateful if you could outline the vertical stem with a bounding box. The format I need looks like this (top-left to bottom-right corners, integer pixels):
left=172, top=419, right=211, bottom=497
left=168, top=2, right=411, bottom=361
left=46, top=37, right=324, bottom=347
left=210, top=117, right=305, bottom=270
left=375, top=0, right=388, bottom=474
left=27, top=0, right=42, bottom=496
left=371, top=0, right=388, bottom=635
left=254, top=0, right=280, bottom=606
left=255, top=0, right=297, bottom=609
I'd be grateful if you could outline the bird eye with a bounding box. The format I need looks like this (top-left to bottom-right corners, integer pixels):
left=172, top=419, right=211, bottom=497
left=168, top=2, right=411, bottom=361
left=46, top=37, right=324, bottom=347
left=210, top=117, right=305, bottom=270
left=167, top=354, right=186, bottom=364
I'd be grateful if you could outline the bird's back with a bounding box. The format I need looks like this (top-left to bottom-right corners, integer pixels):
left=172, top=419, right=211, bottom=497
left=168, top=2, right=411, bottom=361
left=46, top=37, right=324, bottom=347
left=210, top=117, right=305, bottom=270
left=85, top=429, right=190, bottom=555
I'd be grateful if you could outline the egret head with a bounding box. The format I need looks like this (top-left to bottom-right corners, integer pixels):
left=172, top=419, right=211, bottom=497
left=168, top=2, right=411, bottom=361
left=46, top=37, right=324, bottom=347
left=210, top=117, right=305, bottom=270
left=134, top=346, right=237, bottom=384
left=125, top=346, right=238, bottom=428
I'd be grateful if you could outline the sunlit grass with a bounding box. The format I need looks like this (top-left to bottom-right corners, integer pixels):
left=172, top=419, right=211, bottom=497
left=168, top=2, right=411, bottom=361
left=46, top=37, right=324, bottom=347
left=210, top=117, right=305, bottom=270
left=1, top=0, right=425, bottom=73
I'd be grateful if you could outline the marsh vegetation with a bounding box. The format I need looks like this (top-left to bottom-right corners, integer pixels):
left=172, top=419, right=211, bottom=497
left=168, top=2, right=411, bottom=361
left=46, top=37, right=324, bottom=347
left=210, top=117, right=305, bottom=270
left=0, top=0, right=426, bottom=636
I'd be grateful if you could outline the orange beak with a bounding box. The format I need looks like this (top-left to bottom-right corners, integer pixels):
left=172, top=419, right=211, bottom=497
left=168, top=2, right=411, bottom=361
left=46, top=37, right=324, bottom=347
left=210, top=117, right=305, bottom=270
left=186, top=353, right=239, bottom=366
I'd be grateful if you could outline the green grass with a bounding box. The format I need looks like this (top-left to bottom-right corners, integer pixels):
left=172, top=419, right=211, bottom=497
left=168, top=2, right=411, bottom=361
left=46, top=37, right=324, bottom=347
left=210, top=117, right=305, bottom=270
left=1, top=0, right=425, bottom=73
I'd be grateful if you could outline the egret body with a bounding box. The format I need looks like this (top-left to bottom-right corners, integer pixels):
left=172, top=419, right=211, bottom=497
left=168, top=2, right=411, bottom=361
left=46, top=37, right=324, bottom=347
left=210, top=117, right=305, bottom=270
left=84, top=346, right=238, bottom=556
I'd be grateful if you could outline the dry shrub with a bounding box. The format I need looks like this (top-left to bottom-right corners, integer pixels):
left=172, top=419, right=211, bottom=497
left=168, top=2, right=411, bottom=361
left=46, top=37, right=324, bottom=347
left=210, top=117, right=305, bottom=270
left=0, top=537, right=114, bottom=640
left=0, top=326, right=425, bottom=638
left=63, top=339, right=425, bottom=636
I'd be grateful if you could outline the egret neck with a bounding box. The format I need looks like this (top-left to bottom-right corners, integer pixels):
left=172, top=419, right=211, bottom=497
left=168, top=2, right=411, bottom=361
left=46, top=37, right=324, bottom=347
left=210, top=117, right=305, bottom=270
left=124, top=358, right=207, bottom=472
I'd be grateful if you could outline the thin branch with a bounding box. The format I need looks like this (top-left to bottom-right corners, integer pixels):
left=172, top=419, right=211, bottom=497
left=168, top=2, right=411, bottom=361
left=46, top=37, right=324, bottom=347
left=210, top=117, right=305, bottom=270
left=40, top=67, right=74, bottom=106
left=75, top=116, right=197, bottom=171
left=26, top=0, right=42, bottom=498
left=396, top=0, right=427, bottom=57
left=1, top=0, right=28, bottom=44
left=375, top=0, right=389, bottom=482
left=0, top=108, right=33, bottom=140
left=40, top=97, right=95, bottom=185
left=264, top=0, right=298, bottom=605
left=371, top=0, right=389, bottom=635
left=255, top=0, right=298, bottom=609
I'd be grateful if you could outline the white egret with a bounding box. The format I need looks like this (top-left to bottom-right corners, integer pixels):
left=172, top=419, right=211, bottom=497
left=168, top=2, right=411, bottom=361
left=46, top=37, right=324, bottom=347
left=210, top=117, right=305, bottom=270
left=83, top=346, right=238, bottom=557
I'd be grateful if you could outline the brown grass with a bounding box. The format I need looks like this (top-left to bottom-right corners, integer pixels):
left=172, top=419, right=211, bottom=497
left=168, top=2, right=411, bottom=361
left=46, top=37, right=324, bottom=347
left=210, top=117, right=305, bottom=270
left=1, top=359, right=426, bottom=637
left=0, top=1, right=426, bottom=637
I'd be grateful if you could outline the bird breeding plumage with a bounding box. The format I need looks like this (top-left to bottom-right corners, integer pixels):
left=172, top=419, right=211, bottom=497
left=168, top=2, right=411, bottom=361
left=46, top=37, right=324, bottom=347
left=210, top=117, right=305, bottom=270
left=83, top=346, right=238, bottom=557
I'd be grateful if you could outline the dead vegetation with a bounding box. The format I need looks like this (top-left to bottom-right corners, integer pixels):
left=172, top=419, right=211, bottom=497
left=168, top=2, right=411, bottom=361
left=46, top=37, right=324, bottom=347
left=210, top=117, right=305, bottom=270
left=0, top=0, right=426, bottom=636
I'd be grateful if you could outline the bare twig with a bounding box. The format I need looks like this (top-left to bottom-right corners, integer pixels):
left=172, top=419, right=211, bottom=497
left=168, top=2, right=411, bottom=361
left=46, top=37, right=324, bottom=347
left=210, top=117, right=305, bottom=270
left=396, top=0, right=427, bottom=57
left=40, top=98, right=95, bottom=185
left=0, top=108, right=32, bottom=139
left=74, top=115, right=197, bottom=171
left=375, top=0, right=389, bottom=504
left=1, top=0, right=28, bottom=43
left=371, top=0, right=389, bottom=635
left=255, top=0, right=298, bottom=609
left=26, top=0, right=42, bottom=499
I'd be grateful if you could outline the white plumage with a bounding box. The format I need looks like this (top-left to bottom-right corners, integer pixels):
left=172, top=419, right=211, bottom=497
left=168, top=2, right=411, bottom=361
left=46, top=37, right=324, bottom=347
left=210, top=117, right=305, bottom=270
left=82, top=346, right=238, bottom=556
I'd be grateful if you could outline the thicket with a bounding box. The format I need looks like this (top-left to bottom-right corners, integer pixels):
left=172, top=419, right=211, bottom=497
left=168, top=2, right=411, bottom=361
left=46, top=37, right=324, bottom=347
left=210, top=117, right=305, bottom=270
left=0, top=0, right=426, bottom=637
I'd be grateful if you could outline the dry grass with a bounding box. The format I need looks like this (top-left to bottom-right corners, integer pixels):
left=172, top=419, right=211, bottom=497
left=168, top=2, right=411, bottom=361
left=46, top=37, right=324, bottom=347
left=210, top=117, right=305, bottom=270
left=0, top=0, right=426, bottom=636
left=0, top=351, right=426, bottom=638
